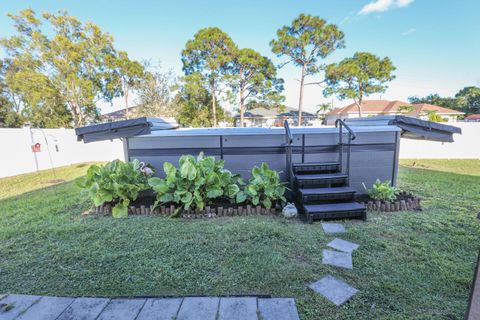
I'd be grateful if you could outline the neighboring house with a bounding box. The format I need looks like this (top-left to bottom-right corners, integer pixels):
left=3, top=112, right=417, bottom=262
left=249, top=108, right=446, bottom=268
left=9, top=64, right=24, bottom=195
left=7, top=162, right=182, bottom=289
left=234, top=107, right=318, bottom=127
left=465, top=114, right=480, bottom=122
left=101, top=106, right=141, bottom=122
left=325, top=100, right=464, bottom=125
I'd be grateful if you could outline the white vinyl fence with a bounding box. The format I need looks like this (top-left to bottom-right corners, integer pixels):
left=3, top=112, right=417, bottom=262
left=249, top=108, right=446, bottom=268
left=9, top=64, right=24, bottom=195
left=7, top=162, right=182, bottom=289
left=0, top=122, right=478, bottom=178
left=0, top=128, right=124, bottom=178
left=399, top=122, right=480, bottom=159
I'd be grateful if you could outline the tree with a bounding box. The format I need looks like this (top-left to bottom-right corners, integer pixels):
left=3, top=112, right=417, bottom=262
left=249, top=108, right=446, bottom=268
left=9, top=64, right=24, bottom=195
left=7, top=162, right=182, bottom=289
left=0, top=59, right=24, bottom=127
left=324, top=52, right=396, bottom=117
left=111, top=51, right=146, bottom=119
left=181, top=27, right=237, bottom=127
left=245, top=92, right=287, bottom=112
left=1, top=9, right=120, bottom=127
left=455, top=86, right=480, bottom=114
left=270, top=14, right=345, bottom=125
left=228, top=48, right=284, bottom=127
left=135, top=62, right=177, bottom=118
left=315, top=102, right=331, bottom=116
left=398, top=105, right=415, bottom=114
left=425, top=110, right=446, bottom=122
left=175, top=73, right=231, bottom=127
left=408, top=94, right=458, bottom=111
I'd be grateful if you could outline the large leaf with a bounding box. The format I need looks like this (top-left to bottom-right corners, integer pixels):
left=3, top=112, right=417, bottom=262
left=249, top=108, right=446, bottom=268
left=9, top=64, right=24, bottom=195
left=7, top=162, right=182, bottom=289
left=163, top=162, right=177, bottom=177
left=236, top=191, right=247, bottom=203
left=226, top=184, right=240, bottom=197
left=76, top=160, right=151, bottom=217
left=112, top=203, right=128, bottom=218
left=180, top=161, right=197, bottom=180
left=262, top=197, right=272, bottom=209
left=206, top=188, right=223, bottom=198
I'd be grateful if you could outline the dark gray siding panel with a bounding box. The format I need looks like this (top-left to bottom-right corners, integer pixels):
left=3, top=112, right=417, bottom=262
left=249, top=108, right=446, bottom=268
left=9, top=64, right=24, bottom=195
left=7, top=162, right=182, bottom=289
left=127, top=129, right=398, bottom=194
left=129, top=135, right=220, bottom=149
left=349, top=150, right=395, bottom=193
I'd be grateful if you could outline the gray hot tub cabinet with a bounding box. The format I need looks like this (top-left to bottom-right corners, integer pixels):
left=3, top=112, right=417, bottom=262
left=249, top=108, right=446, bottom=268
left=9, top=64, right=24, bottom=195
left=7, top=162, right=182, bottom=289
left=75, top=115, right=461, bottom=196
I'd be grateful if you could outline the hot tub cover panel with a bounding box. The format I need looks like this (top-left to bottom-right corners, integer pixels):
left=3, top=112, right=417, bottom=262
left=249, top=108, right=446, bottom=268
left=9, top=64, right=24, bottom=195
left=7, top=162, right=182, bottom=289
left=75, top=117, right=178, bottom=143
left=345, top=115, right=461, bottom=142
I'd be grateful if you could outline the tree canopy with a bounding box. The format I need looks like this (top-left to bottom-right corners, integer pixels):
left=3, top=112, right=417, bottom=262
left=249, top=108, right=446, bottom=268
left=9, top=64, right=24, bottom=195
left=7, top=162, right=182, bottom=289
left=455, top=86, right=480, bottom=114
left=181, top=27, right=237, bottom=127
left=134, top=62, right=177, bottom=118
left=408, top=93, right=458, bottom=110
left=408, top=87, right=480, bottom=115
left=0, top=9, right=124, bottom=127
left=324, top=52, right=396, bottom=116
left=270, top=14, right=344, bottom=125
left=228, top=48, right=284, bottom=127
left=110, top=51, right=146, bottom=120
left=175, top=73, right=231, bottom=127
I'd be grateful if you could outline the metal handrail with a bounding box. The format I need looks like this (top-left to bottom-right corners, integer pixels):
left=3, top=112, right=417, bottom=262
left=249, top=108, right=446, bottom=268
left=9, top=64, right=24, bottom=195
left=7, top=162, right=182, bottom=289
left=335, top=119, right=356, bottom=141
left=335, top=119, right=356, bottom=182
left=283, top=120, right=294, bottom=191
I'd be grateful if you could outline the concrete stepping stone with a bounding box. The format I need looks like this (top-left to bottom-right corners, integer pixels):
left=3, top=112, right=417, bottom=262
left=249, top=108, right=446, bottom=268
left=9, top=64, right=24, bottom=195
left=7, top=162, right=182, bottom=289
left=0, top=294, right=41, bottom=320
left=327, top=238, right=360, bottom=253
left=218, top=297, right=257, bottom=320
left=322, top=249, right=353, bottom=269
left=57, top=297, right=110, bottom=320
left=136, top=298, right=182, bottom=320
left=16, top=296, right=74, bottom=320
left=321, top=223, right=345, bottom=233
left=97, top=298, right=146, bottom=320
left=308, top=275, right=358, bottom=306
left=177, top=297, right=219, bottom=320
left=258, top=298, right=300, bottom=320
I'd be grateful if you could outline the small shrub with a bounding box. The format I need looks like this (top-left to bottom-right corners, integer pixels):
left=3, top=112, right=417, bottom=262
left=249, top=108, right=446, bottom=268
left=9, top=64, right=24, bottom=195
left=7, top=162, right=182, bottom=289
left=364, top=179, right=398, bottom=202
left=76, top=159, right=153, bottom=218
left=148, top=153, right=243, bottom=214
left=243, top=162, right=287, bottom=209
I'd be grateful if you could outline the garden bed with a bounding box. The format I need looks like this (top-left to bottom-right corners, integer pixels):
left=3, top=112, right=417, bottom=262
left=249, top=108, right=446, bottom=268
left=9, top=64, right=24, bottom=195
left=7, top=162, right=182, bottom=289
left=92, top=202, right=279, bottom=218
left=356, top=191, right=422, bottom=212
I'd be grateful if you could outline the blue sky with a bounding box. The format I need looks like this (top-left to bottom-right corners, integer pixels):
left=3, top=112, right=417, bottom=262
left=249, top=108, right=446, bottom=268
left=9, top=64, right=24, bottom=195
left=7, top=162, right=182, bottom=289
left=1, top=0, right=479, bottom=113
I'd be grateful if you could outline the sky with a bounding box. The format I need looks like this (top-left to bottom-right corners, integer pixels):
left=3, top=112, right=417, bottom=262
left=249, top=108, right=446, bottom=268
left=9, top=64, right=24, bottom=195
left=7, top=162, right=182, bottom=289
left=0, top=0, right=479, bottom=114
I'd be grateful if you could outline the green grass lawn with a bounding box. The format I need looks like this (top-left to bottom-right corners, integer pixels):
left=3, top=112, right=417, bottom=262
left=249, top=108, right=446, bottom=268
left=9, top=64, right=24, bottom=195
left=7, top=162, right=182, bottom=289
left=1, top=160, right=479, bottom=319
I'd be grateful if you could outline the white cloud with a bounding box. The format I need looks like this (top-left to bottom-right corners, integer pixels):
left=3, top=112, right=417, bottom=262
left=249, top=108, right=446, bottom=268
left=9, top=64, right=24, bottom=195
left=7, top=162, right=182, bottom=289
left=402, top=28, right=416, bottom=36
left=358, top=0, right=414, bottom=15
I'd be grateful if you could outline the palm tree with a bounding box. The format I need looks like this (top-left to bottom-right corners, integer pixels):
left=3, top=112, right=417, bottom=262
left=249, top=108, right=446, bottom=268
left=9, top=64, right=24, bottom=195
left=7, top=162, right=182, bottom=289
left=316, top=103, right=332, bottom=117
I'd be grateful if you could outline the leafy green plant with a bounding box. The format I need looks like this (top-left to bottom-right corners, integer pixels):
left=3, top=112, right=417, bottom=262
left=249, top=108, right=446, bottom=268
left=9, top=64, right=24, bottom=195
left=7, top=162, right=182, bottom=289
left=148, top=153, right=243, bottom=214
left=76, top=160, right=153, bottom=218
left=243, top=162, right=286, bottom=209
left=363, top=179, right=398, bottom=202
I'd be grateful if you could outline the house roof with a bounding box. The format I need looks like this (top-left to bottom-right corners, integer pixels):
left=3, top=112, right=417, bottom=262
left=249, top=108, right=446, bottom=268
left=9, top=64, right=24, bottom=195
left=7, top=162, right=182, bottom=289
left=327, top=100, right=464, bottom=116
left=102, top=106, right=140, bottom=120
left=465, top=114, right=480, bottom=120
left=239, top=107, right=315, bottom=118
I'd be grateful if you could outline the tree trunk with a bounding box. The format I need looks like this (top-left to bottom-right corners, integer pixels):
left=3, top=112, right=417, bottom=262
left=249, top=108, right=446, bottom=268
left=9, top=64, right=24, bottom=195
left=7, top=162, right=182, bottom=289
left=70, top=102, right=84, bottom=127
left=239, top=87, right=245, bottom=128
left=211, top=78, right=217, bottom=127
left=354, top=98, right=363, bottom=117
left=298, top=65, right=306, bottom=126
left=124, top=88, right=129, bottom=120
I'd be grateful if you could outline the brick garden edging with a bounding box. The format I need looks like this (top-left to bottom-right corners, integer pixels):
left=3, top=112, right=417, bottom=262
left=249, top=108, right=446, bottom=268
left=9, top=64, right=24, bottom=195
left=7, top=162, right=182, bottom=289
left=92, top=203, right=279, bottom=218
left=359, top=191, right=422, bottom=212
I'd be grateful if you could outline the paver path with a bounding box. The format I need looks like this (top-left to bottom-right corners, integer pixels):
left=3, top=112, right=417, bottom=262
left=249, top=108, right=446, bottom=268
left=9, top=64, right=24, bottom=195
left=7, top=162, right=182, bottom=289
left=0, top=294, right=300, bottom=320
left=308, top=222, right=359, bottom=306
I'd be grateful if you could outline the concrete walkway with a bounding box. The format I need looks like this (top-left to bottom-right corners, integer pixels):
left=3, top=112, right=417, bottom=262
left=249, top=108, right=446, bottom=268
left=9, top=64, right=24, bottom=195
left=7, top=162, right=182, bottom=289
left=0, top=294, right=300, bottom=320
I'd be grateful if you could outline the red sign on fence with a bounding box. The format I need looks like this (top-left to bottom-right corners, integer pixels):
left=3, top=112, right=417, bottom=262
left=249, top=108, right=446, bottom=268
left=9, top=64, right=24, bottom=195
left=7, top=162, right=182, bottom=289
left=31, top=143, right=41, bottom=153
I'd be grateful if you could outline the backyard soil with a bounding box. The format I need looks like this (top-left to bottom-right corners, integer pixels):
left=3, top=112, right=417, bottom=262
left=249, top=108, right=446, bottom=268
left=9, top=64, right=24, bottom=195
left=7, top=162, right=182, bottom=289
left=356, top=191, right=421, bottom=212
left=94, top=191, right=281, bottom=218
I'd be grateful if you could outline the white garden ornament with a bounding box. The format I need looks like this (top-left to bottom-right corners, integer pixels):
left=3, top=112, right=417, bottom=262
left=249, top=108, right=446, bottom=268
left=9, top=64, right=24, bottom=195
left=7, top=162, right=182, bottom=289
left=282, top=203, right=298, bottom=219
